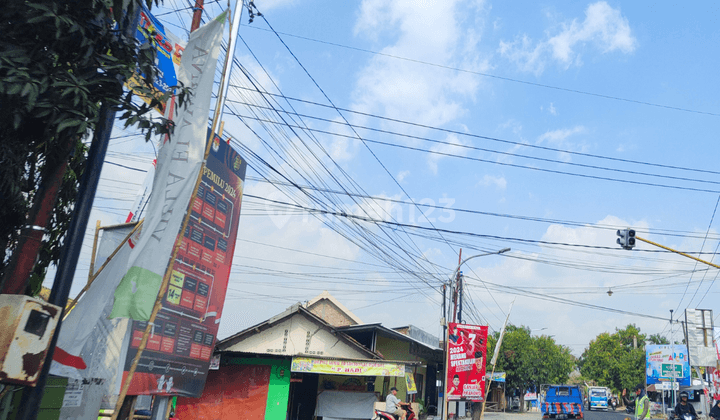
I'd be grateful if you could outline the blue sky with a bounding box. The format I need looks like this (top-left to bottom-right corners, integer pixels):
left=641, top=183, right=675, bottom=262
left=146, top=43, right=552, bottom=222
left=55, top=0, right=720, bottom=356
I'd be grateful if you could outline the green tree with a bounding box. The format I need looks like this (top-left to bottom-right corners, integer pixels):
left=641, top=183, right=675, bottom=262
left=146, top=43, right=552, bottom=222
left=486, top=325, right=575, bottom=401
left=578, top=324, right=646, bottom=393
left=647, top=333, right=669, bottom=345
left=0, top=0, right=178, bottom=294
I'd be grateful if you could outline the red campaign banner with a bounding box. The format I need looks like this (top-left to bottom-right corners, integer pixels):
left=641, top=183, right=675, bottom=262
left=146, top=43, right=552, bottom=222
left=708, top=367, right=720, bottom=400
left=123, top=134, right=246, bottom=397
left=446, top=323, right=488, bottom=402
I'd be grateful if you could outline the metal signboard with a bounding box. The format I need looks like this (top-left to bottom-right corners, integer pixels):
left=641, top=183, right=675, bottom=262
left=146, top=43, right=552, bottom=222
left=661, top=363, right=684, bottom=378
left=685, top=309, right=716, bottom=366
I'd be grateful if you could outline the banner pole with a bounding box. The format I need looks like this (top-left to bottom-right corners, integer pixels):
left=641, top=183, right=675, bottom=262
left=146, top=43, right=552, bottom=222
left=111, top=8, right=230, bottom=417
left=64, top=221, right=143, bottom=319
left=482, top=300, right=514, bottom=419
left=87, top=220, right=101, bottom=281
left=209, top=0, right=243, bottom=138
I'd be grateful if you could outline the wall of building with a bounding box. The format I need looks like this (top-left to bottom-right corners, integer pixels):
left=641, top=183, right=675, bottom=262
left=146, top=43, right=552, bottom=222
left=222, top=314, right=370, bottom=360
left=224, top=357, right=291, bottom=420
left=372, top=335, right=429, bottom=409
left=307, top=301, right=355, bottom=327
left=175, top=357, right=290, bottom=420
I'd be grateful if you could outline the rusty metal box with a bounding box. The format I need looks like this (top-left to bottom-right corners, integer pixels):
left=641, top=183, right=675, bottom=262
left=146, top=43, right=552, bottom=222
left=0, top=295, right=61, bottom=386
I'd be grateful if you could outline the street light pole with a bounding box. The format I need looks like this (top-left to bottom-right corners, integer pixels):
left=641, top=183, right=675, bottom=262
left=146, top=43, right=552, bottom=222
left=442, top=247, right=510, bottom=420
left=670, top=309, right=676, bottom=408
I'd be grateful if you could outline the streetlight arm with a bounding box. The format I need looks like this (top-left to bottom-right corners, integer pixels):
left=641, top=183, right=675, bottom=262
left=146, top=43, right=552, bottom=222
left=450, top=248, right=511, bottom=281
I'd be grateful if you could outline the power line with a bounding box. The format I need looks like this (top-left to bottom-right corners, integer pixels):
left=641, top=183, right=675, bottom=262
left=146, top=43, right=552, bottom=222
left=237, top=24, right=720, bottom=118
left=228, top=97, right=720, bottom=187
left=244, top=193, right=719, bottom=255
left=228, top=87, right=720, bottom=178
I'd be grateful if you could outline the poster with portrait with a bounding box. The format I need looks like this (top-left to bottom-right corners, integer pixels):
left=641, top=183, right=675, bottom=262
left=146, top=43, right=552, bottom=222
left=446, top=323, right=488, bottom=402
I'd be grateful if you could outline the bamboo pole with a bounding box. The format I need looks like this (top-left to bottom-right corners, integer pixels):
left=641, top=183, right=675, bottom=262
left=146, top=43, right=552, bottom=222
left=64, top=221, right=142, bottom=320
left=88, top=220, right=101, bottom=282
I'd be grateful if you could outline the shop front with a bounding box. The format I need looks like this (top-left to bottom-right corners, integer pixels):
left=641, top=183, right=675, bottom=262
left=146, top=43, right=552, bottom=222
left=290, top=356, right=410, bottom=420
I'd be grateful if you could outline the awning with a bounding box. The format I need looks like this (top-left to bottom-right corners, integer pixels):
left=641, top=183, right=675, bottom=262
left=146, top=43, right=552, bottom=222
left=291, top=356, right=406, bottom=377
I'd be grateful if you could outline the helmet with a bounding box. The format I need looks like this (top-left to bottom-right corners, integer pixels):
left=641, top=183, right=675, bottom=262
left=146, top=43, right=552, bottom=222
left=680, top=391, right=688, bottom=399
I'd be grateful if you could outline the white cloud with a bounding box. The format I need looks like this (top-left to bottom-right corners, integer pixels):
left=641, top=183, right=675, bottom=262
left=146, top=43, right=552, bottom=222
left=499, top=1, right=636, bottom=74
left=537, top=126, right=587, bottom=161
left=397, top=170, right=410, bottom=182
left=537, top=126, right=585, bottom=146
left=352, top=0, right=488, bottom=136
left=477, top=174, right=507, bottom=190
left=427, top=134, right=472, bottom=175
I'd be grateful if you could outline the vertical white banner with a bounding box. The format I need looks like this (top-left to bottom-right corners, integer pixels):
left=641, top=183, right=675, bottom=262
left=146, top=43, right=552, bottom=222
left=111, top=11, right=228, bottom=321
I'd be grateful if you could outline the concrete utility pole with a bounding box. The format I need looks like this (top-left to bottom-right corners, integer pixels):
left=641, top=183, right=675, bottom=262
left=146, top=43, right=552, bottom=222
left=442, top=248, right=510, bottom=420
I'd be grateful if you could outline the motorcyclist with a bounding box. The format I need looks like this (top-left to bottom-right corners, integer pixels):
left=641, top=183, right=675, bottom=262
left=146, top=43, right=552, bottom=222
left=709, top=399, right=720, bottom=420
left=674, top=391, right=697, bottom=420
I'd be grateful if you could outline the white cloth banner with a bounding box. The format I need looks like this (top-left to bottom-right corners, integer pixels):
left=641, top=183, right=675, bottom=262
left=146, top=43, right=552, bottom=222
left=110, top=11, right=227, bottom=320
left=314, top=391, right=376, bottom=419
left=51, top=226, right=138, bottom=378
left=50, top=225, right=135, bottom=420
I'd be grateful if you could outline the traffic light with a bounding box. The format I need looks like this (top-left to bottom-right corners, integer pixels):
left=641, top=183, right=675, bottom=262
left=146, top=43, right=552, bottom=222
left=616, top=229, right=636, bottom=250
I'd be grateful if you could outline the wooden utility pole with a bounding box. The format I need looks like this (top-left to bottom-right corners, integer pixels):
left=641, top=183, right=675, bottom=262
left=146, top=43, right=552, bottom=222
left=190, top=0, right=204, bottom=32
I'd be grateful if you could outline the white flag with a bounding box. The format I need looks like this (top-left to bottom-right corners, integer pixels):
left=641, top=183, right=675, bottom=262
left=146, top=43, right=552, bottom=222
left=490, top=300, right=514, bottom=366
left=111, top=11, right=228, bottom=320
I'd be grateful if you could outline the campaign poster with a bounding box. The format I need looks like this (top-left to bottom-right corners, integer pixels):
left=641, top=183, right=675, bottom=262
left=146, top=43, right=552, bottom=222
left=447, top=323, right=488, bottom=402
left=122, top=135, right=246, bottom=397
left=646, top=344, right=691, bottom=387
left=708, top=367, right=720, bottom=400
left=127, top=3, right=185, bottom=114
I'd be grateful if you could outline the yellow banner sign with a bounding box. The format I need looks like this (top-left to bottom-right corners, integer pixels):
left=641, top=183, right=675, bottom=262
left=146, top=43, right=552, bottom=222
left=291, top=357, right=405, bottom=377
left=406, top=372, right=417, bottom=394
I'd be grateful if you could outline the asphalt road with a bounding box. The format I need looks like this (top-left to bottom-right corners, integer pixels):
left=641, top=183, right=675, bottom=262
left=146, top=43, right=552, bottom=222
left=585, top=407, right=635, bottom=420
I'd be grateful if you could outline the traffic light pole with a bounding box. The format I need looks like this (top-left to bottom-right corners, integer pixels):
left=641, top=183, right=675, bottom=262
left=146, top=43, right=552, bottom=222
left=635, top=236, right=720, bottom=270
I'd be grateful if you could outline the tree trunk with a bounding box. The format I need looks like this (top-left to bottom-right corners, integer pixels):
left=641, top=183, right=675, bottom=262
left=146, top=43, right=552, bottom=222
left=0, top=135, right=75, bottom=294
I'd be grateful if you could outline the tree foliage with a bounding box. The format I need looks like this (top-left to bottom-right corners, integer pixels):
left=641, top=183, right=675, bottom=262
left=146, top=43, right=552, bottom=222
left=578, top=324, right=646, bottom=393
left=487, top=325, right=575, bottom=397
left=0, top=0, right=175, bottom=293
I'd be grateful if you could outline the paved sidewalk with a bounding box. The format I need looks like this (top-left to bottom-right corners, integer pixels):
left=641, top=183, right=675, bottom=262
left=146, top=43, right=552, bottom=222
left=482, top=412, right=540, bottom=420
left=428, top=412, right=540, bottom=420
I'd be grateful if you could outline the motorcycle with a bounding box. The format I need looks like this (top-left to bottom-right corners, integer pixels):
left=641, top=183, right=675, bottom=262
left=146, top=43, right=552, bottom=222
left=610, top=399, right=617, bottom=411
left=625, top=404, right=635, bottom=414
left=374, top=403, right=416, bottom=420
left=668, top=410, right=698, bottom=420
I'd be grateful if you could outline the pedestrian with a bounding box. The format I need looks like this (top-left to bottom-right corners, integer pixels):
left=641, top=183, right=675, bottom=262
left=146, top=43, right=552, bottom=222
left=634, top=384, right=649, bottom=420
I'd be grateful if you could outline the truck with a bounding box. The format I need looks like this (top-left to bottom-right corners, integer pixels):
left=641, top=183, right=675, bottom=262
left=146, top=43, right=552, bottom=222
left=587, top=386, right=609, bottom=411
left=541, top=385, right=584, bottom=420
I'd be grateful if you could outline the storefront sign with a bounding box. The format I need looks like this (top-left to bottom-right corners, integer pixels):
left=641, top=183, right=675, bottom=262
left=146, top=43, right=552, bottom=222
left=446, top=323, right=488, bottom=402
left=291, top=357, right=405, bottom=377
left=486, top=372, right=506, bottom=382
